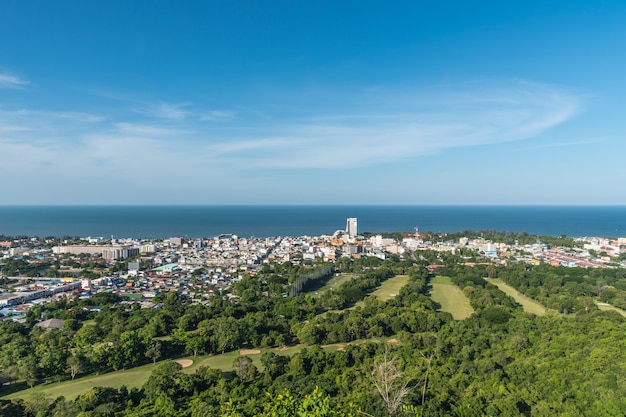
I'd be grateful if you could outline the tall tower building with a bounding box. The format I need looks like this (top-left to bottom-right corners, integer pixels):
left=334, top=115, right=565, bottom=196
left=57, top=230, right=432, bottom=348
left=346, top=218, right=357, bottom=238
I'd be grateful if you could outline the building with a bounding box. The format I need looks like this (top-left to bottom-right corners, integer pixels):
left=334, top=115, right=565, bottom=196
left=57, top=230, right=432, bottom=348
left=346, top=218, right=357, bottom=238
left=36, top=318, right=64, bottom=331
left=140, top=244, right=156, bottom=253
left=169, top=237, right=183, bottom=247
left=53, top=245, right=140, bottom=261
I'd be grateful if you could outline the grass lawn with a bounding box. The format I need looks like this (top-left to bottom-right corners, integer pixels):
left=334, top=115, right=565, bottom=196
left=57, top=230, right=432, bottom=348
left=429, top=276, right=474, bottom=320
left=189, top=348, right=278, bottom=373
left=352, top=275, right=410, bottom=308
left=307, top=273, right=358, bottom=297
left=430, top=276, right=453, bottom=285
left=121, top=293, right=143, bottom=299
left=368, top=275, right=409, bottom=302
left=488, top=278, right=546, bottom=316
left=596, top=302, right=626, bottom=318
left=1, top=363, right=156, bottom=401
left=191, top=351, right=246, bottom=372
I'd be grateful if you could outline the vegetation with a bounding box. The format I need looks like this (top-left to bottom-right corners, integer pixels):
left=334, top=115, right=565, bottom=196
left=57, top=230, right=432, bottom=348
left=3, top=244, right=626, bottom=416
left=491, top=262, right=626, bottom=313
left=443, top=230, right=581, bottom=248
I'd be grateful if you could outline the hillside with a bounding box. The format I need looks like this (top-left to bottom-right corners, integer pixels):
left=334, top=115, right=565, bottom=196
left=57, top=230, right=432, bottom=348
left=3, top=254, right=626, bottom=416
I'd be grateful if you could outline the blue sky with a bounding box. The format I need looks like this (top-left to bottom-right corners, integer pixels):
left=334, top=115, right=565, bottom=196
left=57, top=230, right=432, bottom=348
left=1, top=1, right=625, bottom=205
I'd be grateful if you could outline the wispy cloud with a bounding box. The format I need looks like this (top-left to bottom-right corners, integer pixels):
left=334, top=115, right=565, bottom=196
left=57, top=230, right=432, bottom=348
left=134, top=102, right=190, bottom=120
left=0, top=109, right=104, bottom=138
left=0, top=73, right=28, bottom=88
left=56, top=112, right=105, bottom=123
left=200, top=110, right=235, bottom=121
left=0, top=79, right=582, bottom=200
left=206, top=80, right=581, bottom=169
left=114, top=122, right=189, bottom=137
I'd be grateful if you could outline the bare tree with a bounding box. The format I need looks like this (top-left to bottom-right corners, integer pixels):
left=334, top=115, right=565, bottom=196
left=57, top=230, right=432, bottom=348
left=370, top=345, right=436, bottom=416
left=418, top=350, right=434, bottom=416
left=370, top=347, right=412, bottom=415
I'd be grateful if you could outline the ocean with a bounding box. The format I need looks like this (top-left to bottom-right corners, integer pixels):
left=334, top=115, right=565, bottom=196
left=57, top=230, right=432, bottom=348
left=0, top=205, right=624, bottom=239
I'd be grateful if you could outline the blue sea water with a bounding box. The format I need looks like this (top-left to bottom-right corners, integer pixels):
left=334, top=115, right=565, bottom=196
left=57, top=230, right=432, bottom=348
left=0, top=206, right=624, bottom=239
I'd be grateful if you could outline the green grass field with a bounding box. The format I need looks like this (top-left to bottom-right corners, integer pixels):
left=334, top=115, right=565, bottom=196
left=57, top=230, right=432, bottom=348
left=1, top=364, right=155, bottom=401
left=351, top=275, right=409, bottom=308
left=596, top=302, right=626, bottom=318
left=121, top=293, right=143, bottom=299
left=368, top=275, right=409, bottom=301
left=429, top=276, right=474, bottom=320
left=307, top=273, right=358, bottom=297
left=187, top=345, right=309, bottom=373
left=488, top=278, right=546, bottom=316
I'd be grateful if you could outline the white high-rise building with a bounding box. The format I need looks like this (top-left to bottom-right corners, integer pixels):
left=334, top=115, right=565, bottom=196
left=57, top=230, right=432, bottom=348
left=346, top=218, right=357, bottom=238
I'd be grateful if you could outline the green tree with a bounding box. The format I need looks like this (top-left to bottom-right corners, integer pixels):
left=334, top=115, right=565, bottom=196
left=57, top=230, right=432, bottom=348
left=19, top=356, right=39, bottom=388
left=297, top=323, right=325, bottom=345
left=146, top=341, right=162, bottom=364
left=213, top=317, right=241, bottom=354
left=233, top=356, right=258, bottom=383
left=186, top=334, right=204, bottom=357
left=23, top=393, right=51, bottom=417
left=143, top=361, right=183, bottom=400
left=75, top=386, right=120, bottom=413
left=66, top=351, right=86, bottom=380
left=110, top=330, right=143, bottom=370
left=260, top=352, right=288, bottom=379
left=222, top=387, right=358, bottom=417
left=0, top=364, right=18, bottom=387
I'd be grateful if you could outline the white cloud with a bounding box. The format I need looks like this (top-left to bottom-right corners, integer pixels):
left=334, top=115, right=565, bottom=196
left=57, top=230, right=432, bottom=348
left=57, top=112, right=105, bottom=123
left=200, top=110, right=235, bottom=121
left=113, top=122, right=189, bottom=137
left=0, top=79, right=582, bottom=201
left=134, top=102, right=190, bottom=120
left=0, top=73, right=28, bottom=88
left=207, top=81, right=581, bottom=169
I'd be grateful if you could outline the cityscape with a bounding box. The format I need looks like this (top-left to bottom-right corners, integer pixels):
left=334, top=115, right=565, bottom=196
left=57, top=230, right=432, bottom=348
left=2, top=217, right=624, bottom=317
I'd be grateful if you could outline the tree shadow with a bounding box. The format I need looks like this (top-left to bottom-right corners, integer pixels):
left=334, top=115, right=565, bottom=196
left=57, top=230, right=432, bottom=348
left=0, top=380, right=29, bottom=397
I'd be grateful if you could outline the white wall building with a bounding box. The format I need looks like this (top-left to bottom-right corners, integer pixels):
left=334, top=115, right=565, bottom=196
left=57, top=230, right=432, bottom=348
left=346, top=218, right=357, bottom=238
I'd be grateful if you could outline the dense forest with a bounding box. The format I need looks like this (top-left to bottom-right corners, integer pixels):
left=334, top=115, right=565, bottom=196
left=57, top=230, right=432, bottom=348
left=2, top=249, right=626, bottom=416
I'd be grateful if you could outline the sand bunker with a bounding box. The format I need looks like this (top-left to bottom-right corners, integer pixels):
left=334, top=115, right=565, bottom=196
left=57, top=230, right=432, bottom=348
left=239, top=349, right=261, bottom=355
left=176, top=359, right=193, bottom=368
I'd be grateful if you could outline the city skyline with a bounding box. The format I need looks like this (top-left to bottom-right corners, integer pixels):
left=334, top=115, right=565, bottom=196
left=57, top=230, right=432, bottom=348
left=1, top=2, right=626, bottom=205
